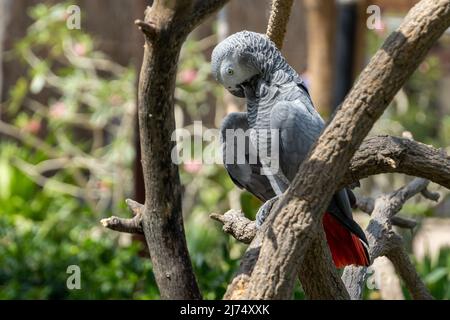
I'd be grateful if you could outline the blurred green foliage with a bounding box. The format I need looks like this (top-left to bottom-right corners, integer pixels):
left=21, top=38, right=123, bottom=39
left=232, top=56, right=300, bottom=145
left=0, top=142, right=158, bottom=299
left=413, top=248, right=450, bottom=299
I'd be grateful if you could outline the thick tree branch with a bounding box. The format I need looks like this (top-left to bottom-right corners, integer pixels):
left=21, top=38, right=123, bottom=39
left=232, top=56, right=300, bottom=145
left=241, top=0, right=450, bottom=299
left=343, top=135, right=450, bottom=190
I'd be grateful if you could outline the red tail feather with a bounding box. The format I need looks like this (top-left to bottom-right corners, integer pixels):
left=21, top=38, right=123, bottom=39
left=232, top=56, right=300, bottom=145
left=322, top=212, right=369, bottom=268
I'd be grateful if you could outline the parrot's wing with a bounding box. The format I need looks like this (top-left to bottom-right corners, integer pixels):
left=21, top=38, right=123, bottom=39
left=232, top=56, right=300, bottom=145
left=270, top=101, right=368, bottom=246
left=220, top=112, right=275, bottom=202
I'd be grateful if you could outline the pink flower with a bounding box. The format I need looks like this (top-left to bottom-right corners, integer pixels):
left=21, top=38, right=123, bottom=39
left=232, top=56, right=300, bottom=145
left=183, top=160, right=202, bottom=173
left=179, top=69, right=198, bottom=85
left=49, top=101, right=67, bottom=119
left=73, top=43, right=87, bottom=56
left=23, top=119, right=42, bottom=134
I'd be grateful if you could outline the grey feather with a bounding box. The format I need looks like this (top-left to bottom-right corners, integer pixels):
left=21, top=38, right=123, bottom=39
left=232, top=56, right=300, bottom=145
left=220, top=112, right=275, bottom=202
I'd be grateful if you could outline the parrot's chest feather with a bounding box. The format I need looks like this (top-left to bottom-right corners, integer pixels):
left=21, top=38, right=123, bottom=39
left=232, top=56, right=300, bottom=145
left=246, top=80, right=300, bottom=159
left=247, top=79, right=300, bottom=130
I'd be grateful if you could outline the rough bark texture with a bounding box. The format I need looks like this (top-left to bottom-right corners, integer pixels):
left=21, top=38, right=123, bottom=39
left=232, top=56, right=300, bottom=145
left=101, top=199, right=144, bottom=234
left=210, top=210, right=256, bottom=244
left=343, top=135, right=450, bottom=189
left=238, top=0, right=450, bottom=299
left=297, top=235, right=350, bottom=299
left=266, top=0, right=294, bottom=50
left=134, top=0, right=229, bottom=300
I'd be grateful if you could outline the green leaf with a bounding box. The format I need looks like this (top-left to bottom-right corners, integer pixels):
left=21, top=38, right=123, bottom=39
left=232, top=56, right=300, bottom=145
left=424, top=267, right=448, bottom=285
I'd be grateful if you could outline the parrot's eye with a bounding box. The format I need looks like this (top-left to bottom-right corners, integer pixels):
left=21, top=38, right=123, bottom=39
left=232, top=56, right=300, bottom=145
left=226, top=68, right=234, bottom=75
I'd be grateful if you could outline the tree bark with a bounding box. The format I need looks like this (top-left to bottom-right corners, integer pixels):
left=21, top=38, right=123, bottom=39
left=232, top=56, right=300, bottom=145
left=341, top=135, right=450, bottom=190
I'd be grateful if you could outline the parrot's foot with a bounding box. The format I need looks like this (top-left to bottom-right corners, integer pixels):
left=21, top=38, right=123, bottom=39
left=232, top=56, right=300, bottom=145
left=256, top=196, right=280, bottom=228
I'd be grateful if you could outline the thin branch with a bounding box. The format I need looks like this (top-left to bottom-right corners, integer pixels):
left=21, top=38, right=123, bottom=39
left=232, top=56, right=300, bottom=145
left=390, top=216, right=417, bottom=229
left=134, top=19, right=158, bottom=40
left=101, top=215, right=143, bottom=234
left=266, top=0, right=294, bottom=50
left=101, top=199, right=144, bottom=234
left=342, top=178, right=436, bottom=300
left=421, top=188, right=440, bottom=202
left=210, top=210, right=256, bottom=244
left=188, top=0, right=231, bottom=32
left=386, top=243, right=434, bottom=300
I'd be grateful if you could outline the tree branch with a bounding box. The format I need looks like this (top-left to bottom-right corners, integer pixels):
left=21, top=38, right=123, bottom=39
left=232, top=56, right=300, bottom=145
left=342, top=178, right=436, bottom=300
left=101, top=199, right=144, bottom=234
left=241, top=0, right=450, bottom=299
left=189, top=0, right=231, bottom=32
left=210, top=210, right=256, bottom=244
left=344, top=135, right=450, bottom=190
left=134, top=19, right=158, bottom=40
left=266, top=0, right=294, bottom=50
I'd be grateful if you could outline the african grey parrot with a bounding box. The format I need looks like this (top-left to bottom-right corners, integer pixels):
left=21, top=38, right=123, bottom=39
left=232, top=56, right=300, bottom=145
left=211, top=31, right=369, bottom=268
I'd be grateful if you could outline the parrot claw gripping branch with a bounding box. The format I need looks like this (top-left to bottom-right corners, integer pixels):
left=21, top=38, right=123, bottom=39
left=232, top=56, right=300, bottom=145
left=102, top=0, right=450, bottom=300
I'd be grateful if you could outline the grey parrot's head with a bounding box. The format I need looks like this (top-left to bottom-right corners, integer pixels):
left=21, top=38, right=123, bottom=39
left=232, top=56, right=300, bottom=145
left=211, top=31, right=287, bottom=98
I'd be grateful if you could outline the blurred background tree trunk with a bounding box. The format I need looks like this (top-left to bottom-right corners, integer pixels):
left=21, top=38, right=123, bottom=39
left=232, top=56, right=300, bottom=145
left=333, top=0, right=368, bottom=110
left=304, top=0, right=337, bottom=118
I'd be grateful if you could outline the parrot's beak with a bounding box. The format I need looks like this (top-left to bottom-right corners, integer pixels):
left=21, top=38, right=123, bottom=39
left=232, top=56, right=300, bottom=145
left=229, top=86, right=245, bottom=98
